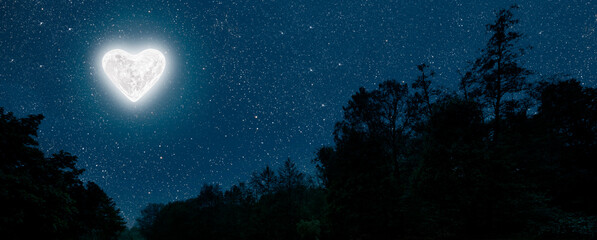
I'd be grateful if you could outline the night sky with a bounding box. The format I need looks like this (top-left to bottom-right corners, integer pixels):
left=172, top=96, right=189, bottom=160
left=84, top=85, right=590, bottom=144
left=1, top=0, right=595, bottom=226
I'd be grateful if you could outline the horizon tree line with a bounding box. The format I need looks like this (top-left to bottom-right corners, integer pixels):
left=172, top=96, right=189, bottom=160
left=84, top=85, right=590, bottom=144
left=1, top=5, right=596, bottom=240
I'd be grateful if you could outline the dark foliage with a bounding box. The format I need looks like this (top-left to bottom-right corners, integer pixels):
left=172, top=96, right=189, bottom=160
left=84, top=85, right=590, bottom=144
left=3, top=5, right=596, bottom=240
left=0, top=108, right=125, bottom=239
left=135, top=74, right=596, bottom=239
left=137, top=158, right=324, bottom=240
left=463, top=5, right=532, bottom=135
left=136, top=6, right=596, bottom=240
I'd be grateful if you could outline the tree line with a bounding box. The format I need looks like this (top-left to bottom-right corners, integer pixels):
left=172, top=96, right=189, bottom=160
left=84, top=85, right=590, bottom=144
left=130, top=6, right=597, bottom=239
left=1, top=5, right=596, bottom=239
left=126, top=159, right=325, bottom=240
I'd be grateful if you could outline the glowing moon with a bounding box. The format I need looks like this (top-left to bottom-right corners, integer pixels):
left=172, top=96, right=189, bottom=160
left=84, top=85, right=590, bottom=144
left=102, top=49, right=166, bottom=102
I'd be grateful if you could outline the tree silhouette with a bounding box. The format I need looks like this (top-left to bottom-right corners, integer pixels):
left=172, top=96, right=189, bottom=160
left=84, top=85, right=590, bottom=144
left=72, top=181, right=127, bottom=239
left=120, top=5, right=597, bottom=240
left=277, top=158, right=306, bottom=192
left=135, top=159, right=325, bottom=240
left=315, top=80, right=410, bottom=239
left=250, top=166, right=278, bottom=197
left=535, top=79, right=597, bottom=215
left=411, top=63, right=437, bottom=118
left=0, top=108, right=125, bottom=239
left=133, top=74, right=597, bottom=239
left=467, top=5, right=531, bottom=135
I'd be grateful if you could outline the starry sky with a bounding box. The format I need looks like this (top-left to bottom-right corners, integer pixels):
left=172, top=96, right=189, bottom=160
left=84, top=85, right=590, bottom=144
left=1, top=0, right=595, bottom=226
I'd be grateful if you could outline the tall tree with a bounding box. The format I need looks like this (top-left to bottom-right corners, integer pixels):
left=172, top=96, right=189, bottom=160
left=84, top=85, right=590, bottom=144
left=468, top=5, right=531, bottom=134
left=250, top=166, right=278, bottom=197
left=72, top=182, right=126, bottom=239
left=277, top=158, right=305, bottom=192
left=316, top=80, right=409, bottom=239
left=137, top=203, right=165, bottom=238
left=411, top=63, right=437, bottom=118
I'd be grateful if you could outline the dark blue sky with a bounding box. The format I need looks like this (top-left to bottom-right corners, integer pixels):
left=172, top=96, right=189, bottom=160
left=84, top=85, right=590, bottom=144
left=1, top=0, right=595, bottom=226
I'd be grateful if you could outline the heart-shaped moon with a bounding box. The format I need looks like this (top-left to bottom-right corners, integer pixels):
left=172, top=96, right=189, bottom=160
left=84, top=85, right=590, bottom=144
left=102, top=49, right=166, bottom=102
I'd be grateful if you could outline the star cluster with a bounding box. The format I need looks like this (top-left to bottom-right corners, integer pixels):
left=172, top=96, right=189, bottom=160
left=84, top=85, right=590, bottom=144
left=1, top=0, right=595, bottom=225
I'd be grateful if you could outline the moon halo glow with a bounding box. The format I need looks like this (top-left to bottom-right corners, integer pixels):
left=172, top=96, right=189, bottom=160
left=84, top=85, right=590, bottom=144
left=102, top=49, right=166, bottom=102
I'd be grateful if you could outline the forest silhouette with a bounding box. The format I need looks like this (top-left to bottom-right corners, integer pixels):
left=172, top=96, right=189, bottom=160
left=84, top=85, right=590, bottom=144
left=2, top=5, right=597, bottom=240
